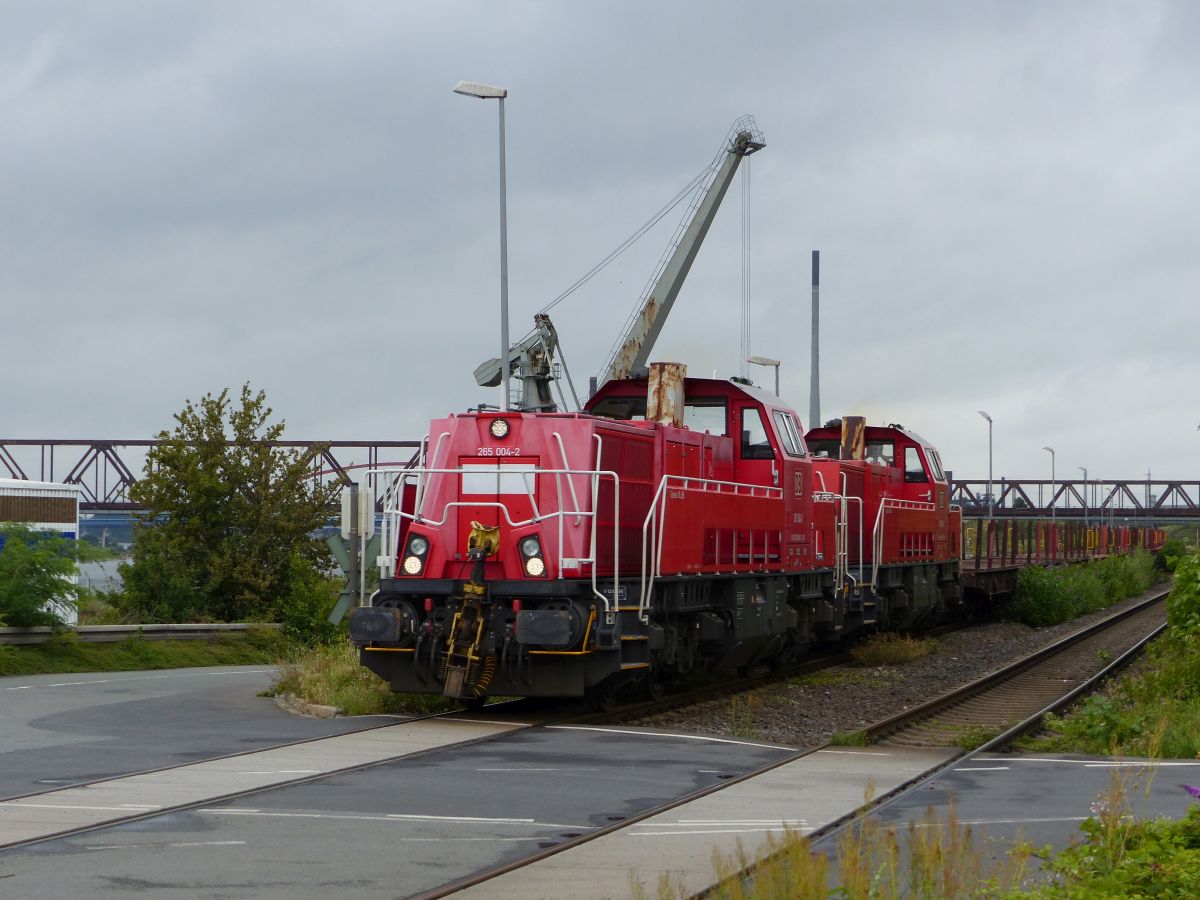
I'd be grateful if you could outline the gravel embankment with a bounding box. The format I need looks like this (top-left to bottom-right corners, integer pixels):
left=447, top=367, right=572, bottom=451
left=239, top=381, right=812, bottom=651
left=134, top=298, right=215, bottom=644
left=633, top=587, right=1168, bottom=748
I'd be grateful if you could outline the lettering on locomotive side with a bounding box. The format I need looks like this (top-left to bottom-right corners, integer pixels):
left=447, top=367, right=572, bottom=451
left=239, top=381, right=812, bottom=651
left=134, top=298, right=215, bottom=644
left=477, top=446, right=523, bottom=456
left=668, top=489, right=685, bottom=500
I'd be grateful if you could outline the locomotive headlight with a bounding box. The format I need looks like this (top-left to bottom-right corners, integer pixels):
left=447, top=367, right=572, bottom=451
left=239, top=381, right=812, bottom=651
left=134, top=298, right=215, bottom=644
left=518, top=534, right=545, bottom=577
left=401, top=533, right=429, bottom=576
left=490, top=418, right=510, bottom=439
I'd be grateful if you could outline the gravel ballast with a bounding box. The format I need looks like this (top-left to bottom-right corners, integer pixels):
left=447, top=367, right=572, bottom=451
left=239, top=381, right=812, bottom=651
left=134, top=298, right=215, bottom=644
left=632, top=587, right=1168, bottom=748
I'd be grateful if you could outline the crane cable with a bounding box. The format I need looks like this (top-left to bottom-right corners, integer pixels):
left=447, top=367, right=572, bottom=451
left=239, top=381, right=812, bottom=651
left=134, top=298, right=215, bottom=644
left=539, top=157, right=719, bottom=316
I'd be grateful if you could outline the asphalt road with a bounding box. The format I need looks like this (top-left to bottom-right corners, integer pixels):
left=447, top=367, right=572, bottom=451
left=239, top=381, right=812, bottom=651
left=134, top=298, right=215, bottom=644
left=0, top=666, right=400, bottom=799
left=813, top=752, right=1200, bottom=875
left=0, top=724, right=791, bottom=898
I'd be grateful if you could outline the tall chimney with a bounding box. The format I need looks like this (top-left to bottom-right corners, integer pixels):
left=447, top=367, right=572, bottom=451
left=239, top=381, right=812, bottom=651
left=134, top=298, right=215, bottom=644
left=809, top=250, right=820, bottom=428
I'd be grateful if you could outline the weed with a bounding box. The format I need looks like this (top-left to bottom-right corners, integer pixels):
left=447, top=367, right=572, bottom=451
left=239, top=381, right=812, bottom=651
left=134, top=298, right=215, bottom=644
left=788, top=669, right=894, bottom=688
left=267, top=639, right=459, bottom=717
left=849, top=633, right=937, bottom=667
left=955, top=724, right=1003, bottom=751
left=729, top=693, right=762, bottom=740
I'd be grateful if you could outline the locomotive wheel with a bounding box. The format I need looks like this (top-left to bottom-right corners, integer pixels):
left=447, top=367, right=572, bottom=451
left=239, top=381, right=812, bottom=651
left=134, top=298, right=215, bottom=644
left=585, top=682, right=618, bottom=713
left=640, top=672, right=664, bottom=701
left=459, top=697, right=488, bottom=712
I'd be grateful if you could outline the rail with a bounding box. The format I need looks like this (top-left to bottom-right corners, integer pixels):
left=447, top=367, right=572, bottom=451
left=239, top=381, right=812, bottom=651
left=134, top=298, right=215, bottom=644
left=0, top=623, right=279, bottom=646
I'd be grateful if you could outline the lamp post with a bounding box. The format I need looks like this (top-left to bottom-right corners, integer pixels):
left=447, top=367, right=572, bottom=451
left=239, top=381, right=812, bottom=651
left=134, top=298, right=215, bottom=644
left=1079, top=465, right=1088, bottom=530
left=1042, top=445, right=1056, bottom=520
left=453, top=80, right=510, bottom=411
left=747, top=355, right=781, bottom=396
left=977, top=411, right=993, bottom=519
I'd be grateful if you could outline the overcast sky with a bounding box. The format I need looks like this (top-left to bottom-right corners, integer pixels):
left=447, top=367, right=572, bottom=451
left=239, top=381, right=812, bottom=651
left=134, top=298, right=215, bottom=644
left=3, top=1, right=1197, bottom=484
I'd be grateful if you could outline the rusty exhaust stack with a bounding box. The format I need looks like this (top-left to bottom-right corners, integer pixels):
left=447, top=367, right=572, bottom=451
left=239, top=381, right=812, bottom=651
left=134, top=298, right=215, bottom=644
left=647, top=362, right=686, bottom=427
left=840, top=415, right=866, bottom=461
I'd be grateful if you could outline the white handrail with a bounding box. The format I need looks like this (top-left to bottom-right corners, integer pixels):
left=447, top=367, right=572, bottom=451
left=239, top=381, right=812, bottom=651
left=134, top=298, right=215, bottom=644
left=368, top=462, right=621, bottom=615
left=640, top=474, right=784, bottom=622
left=871, top=497, right=937, bottom=586
left=551, top=431, right=584, bottom=526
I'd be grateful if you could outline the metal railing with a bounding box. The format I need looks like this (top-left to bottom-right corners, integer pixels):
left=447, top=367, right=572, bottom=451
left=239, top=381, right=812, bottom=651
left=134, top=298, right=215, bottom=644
left=0, top=623, right=278, bottom=646
left=369, top=442, right=621, bottom=615
left=871, top=497, right=937, bottom=587
left=640, top=474, right=783, bottom=621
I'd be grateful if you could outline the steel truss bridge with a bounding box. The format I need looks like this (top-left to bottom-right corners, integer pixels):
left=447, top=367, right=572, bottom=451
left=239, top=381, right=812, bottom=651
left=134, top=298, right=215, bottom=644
left=950, top=479, right=1200, bottom=522
left=2, top=439, right=1196, bottom=522
left=0, top=439, right=420, bottom=511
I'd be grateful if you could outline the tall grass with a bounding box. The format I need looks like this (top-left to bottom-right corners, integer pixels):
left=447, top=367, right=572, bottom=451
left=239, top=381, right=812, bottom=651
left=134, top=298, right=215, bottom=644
left=632, top=795, right=1034, bottom=899
left=849, top=633, right=937, bottom=667
left=267, top=639, right=459, bottom=716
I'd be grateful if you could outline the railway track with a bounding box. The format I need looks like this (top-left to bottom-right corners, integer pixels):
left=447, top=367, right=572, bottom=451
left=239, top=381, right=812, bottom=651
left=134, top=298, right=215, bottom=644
left=864, top=586, right=1169, bottom=750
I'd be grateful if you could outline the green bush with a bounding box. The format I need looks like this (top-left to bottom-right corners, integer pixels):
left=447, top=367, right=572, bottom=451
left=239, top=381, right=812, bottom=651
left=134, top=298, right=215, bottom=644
left=0, top=523, right=79, bottom=627
left=1007, top=550, right=1158, bottom=628
left=1009, top=564, right=1074, bottom=627
left=1160, top=538, right=1188, bottom=573
left=273, top=555, right=345, bottom=647
left=1167, top=550, right=1200, bottom=636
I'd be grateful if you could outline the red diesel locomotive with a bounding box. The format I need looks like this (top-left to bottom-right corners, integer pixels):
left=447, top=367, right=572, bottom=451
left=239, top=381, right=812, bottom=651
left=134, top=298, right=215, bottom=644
left=348, top=365, right=962, bottom=707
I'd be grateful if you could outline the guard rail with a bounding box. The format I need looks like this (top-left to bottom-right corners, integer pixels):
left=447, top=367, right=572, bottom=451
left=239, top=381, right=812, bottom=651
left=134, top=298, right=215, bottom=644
left=0, top=623, right=279, bottom=646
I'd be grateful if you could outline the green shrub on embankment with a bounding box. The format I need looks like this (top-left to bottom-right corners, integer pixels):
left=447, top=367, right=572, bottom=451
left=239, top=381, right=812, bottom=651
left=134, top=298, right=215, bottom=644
left=1023, top=548, right=1200, bottom=758
left=1006, top=550, right=1157, bottom=628
left=0, top=627, right=289, bottom=677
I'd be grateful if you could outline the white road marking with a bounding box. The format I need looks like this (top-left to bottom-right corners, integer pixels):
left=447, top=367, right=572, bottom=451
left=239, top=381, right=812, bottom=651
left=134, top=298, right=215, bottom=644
left=8, top=803, right=161, bottom=812
left=674, top=819, right=808, bottom=825
left=442, top=718, right=533, bottom=727
left=47, top=680, right=111, bottom=687
left=85, top=841, right=247, bottom=851
left=548, top=725, right=787, bottom=751
left=911, top=816, right=1088, bottom=827
left=634, top=826, right=808, bottom=837
left=816, top=749, right=897, bottom=757
left=1085, top=761, right=1200, bottom=768
left=1003, top=757, right=1200, bottom=766
left=0, top=668, right=273, bottom=693
left=228, top=770, right=321, bottom=776
left=200, top=809, right=586, bottom=829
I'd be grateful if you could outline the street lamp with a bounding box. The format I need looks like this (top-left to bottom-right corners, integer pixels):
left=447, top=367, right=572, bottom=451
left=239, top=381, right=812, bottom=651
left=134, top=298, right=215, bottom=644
left=977, top=411, right=993, bottom=519
left=1042, top=446, right=1056, bottom=520
left=454, top=80, right=511, bottom=412
left=1078, top=465, right=1088, bottom=530
left=747, top=355, right=781, bottom=396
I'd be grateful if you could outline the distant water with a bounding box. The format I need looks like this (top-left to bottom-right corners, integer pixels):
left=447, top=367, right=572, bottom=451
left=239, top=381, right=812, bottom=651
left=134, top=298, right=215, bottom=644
left=78, top=559, right=126, bottom=594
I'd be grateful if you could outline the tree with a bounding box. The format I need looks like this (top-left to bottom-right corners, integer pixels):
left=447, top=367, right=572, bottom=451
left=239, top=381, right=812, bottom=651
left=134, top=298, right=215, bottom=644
left=0, top=523, right=79, bottom=627
left=119, top=384, right=334, bottom=623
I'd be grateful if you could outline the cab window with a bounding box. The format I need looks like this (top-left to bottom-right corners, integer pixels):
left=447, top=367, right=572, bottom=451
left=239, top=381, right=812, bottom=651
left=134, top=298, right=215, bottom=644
left=866, top=440, right=895, bottom=467
left=740, top=407, right=775, bottom=459
left=771, top=411, right=805, bottom=458
left=904, top=446, right=928, bottom=483
left=927, top=449, right=946, bottom=481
